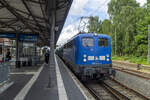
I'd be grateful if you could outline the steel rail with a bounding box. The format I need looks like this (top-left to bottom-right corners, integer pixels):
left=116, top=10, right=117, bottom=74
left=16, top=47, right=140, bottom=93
left=112, top=62, right=150, bottom=70
left=113, top=66, right=150, bottom=80
left=111, top=78, right=150, bottom=100
left=84, top=83, right=103, bottom=100
left=102, top=82, right=130, bottom=100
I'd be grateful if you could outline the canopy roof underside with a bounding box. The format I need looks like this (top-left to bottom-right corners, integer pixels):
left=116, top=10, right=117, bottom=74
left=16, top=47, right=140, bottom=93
left=0, top=0, right=72, bottom=45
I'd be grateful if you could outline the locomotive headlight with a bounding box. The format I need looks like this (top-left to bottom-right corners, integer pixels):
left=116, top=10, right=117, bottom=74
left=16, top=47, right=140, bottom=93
left=83, top=59, right=87, bottom=62
left=106, top=54, right=109, bottom=57
left=107, top=58, right=109, bottom=61
left=83, top=54, right=87, bottom=58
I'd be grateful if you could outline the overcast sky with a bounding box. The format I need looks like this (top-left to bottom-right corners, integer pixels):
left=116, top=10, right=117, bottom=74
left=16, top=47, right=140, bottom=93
left=57, top=0, right=147, bottom=45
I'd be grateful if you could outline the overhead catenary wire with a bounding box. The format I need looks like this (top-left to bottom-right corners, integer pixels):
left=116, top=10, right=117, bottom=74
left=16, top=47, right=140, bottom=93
left=77, top=0, right=110, bottom=32
left=89, top=0, right=110, bottom=16
left=67, top=0, right=110, bottom=28
left=60, top=0, right=111, bottom=42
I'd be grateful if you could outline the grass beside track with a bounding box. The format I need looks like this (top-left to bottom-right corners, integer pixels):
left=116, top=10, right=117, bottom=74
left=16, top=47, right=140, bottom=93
left=112, top=56, right=150, bottom=66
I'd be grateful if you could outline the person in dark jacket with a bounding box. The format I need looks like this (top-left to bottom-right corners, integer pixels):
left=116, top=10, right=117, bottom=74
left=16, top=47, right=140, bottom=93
left=6, top=48, right=11, bottom=61
left=45, top=50, right=49, bottom=64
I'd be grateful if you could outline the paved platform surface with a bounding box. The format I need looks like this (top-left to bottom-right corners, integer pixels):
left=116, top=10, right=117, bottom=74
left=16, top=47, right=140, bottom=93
left=0, top=56, right=86, bottom=100
left=0, top=74, right=33, bottom=100
left=24, top=65, right=58, bottom=100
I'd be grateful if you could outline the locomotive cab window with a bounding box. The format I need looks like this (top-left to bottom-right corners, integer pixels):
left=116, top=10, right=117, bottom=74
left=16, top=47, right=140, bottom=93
left=82, top=37, right=94, bottom=47
left=98, top=38, right=108, bottom=47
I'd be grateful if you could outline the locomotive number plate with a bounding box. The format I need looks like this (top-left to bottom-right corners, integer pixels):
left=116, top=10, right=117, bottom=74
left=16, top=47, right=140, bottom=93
left=88, top=56, right=94, bottom=60
left=100, top=56, right=105, bottom=60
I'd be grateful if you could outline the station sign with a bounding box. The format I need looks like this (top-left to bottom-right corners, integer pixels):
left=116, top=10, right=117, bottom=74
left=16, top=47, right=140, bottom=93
left=19, top=34, right=38, bottom=42
left=0, top=33, right=38, bottom=42
left=0, top=33, right=16, bottom=38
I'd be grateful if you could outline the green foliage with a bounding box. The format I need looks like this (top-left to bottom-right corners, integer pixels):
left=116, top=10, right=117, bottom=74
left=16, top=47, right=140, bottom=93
left=87, top=16, right=102, bottom=33
left=112, top=55, right=149, bottom=65
left=101, top=19, right=113, bottom=35
left=87, top=0, right=149, bottom=59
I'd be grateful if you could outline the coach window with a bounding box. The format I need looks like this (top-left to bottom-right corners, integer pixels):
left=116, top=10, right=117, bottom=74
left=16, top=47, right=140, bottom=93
left=82, top=37, right=94, bottom=47
left=68, top=42, right=72, bottom=48
left=64, top=44, right=67, bottom=49
left=98, top=38, right=108, bottom=47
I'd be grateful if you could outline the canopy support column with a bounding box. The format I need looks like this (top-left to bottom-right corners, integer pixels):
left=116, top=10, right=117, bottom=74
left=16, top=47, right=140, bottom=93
left=47, top=0, right=56, bottom=88
left=16, top=32, right=20, bottom=68
left=48, top=0, right=56, bottom=67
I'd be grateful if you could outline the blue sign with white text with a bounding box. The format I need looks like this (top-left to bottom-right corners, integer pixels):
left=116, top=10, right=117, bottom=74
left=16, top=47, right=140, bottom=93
left=0, top=33, right=16, bottom=38
left=19, top=34, right=38, bottom=42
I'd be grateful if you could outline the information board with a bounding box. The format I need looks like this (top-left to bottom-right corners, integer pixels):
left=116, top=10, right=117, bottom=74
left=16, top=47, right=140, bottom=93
left=0, top=33, right=38, bottom=42
left=0, top=33, right=16, bottom=38
left=19, top=34, right=38, bottom=42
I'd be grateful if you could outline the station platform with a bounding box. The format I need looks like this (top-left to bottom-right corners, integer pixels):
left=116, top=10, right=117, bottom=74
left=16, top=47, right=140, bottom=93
left=0, top=56, right=87, bottom=100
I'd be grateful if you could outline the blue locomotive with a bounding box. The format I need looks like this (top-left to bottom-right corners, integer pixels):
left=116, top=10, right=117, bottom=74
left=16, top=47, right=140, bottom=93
left=56, top=33, right=115, bottom=80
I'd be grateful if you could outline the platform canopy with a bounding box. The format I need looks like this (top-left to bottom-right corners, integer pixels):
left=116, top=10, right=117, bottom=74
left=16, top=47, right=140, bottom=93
left=0, top=0, right=73, bottom=46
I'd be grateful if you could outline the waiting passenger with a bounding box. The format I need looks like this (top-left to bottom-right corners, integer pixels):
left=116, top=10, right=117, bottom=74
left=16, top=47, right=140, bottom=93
left=6, top=48, right=11, bottom=61
left=45, top=50, right=49, bottom=64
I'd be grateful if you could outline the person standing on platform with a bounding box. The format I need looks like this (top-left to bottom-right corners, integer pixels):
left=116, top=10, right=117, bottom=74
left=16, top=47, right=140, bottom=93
left=45, top=49, right=49, bottom=65
left=6, top=48, right=11, bottom=61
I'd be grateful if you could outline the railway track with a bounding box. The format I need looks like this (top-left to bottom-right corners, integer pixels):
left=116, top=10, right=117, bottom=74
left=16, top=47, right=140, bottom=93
left=58, top=56, right=150, bottom=100
left=84, top=78, right=150, bottom=100
left=113, top=66, right=150, bottom=80
left=84, top=81, right=117, bottom=100
left=112, top=61, right=150, bottom=71
left=104, top=78, right=150, bottom=100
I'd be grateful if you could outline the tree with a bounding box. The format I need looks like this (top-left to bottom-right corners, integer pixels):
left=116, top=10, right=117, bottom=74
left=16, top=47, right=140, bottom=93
left=134, top=11, right=150, bottom=56
left=107, top=0, right=140, bottom=55
left=101, top=19, right=113, bottom=35
left=87, top=0, right=148, bottom=57
left=87, top=16, right=102, bottom=33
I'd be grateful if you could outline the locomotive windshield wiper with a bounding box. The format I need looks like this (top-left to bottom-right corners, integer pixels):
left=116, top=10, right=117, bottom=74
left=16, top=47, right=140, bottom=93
left=85, top=40, right=89, bottom=47
left=86, top=44, right=89, bottom=47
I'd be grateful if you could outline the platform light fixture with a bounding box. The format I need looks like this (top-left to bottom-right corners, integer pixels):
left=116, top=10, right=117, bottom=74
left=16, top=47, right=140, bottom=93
left=55, top=26, right=59, bottom=31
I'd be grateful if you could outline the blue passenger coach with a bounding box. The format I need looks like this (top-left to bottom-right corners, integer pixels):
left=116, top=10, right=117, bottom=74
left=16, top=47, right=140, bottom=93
left=56, top=33, right=115, bottom=79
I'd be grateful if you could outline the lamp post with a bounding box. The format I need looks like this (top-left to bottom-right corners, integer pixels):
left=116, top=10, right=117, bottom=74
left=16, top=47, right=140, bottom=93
left=148, top=25, right=150, bottom=63
left=115, top=27, right=117, bottom=56
left=115, top=23, right=121, bottom=56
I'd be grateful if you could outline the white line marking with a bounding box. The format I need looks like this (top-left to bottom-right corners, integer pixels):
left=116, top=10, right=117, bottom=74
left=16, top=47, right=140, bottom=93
left=10, top=72, right=35, bottom=75
left=14, top=65, right=44, bottom=100
left=0, top=82, right=14, bottom=94
left=55, top=55, right=68, bottom=100
left=57, top=56, right=94, bottom=100
left=64, top=67, right=89, bottom=100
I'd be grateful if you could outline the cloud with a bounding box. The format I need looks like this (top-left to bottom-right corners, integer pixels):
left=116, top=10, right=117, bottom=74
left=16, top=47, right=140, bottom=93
left=86, top=0, right=110, bottom=15
left=136, top=0, right=147, bottom=6
left=69, top=0, right=89, bottom=16
left=57, top=0, right=110, bottom=45
left=57, top=0, right=147, bottom=45
left=69, top=0, right=110, bottom=17
left=57, top=22, right=79, bottom=45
